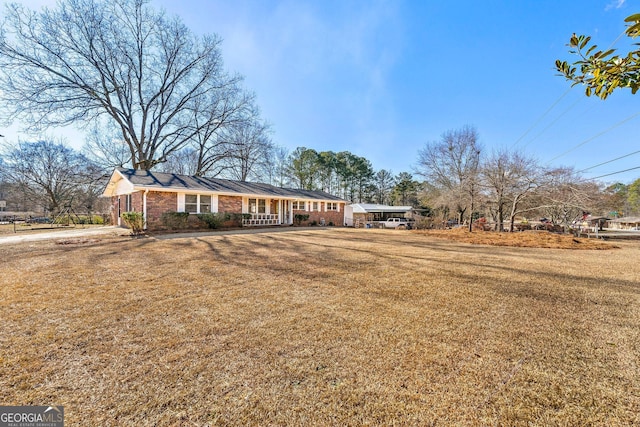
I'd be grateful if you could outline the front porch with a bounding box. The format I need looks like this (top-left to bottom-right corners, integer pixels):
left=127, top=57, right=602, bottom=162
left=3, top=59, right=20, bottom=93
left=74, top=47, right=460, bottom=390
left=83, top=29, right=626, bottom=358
left=242, top=198, right=294, bottom=226
left=242, top=213, right=282, bottom=226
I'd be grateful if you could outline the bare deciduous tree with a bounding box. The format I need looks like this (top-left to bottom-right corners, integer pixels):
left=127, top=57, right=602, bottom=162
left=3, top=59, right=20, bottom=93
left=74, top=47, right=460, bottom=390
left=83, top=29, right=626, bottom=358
left=1, top=139, right=98, bottom=215
left=262, top=145, right=290, bottom=187
left=187, top=90, right=255, bottom=177
left=417, top=125, right=482, bottom=230
left=541, top=168, right=597, bottom=227
left=158, top=148, right=201, bottom=176
left=482, top=149, right=541, bottom=232
left=0, top=0, right=245, bottom=170
left=83, top=126, right=133, bottom=171
left=221, top=118, right=273, bottom=182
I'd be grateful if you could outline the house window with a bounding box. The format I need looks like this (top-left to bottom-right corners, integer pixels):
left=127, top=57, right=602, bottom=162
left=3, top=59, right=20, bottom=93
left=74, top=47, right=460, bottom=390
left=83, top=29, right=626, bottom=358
left=185, top=194, right=212, bottom=214
left=326, top=202, right=338, bottom=211
left=200, top=195, right=211, bottom=213
left=185, top=194, right=198, bottom=213
left=249, top=198, right=267, bottom=214
left=312, top=202, right=319, bottom=211
left=293, top=201, right=306, bottom=210
left=124, top=194, right=132, bottom=211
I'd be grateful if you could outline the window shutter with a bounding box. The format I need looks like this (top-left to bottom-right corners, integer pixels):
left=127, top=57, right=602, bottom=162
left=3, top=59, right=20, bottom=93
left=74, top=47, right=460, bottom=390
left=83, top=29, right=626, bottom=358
left=212, top=195, right=219, bottom=213
left=177, top=193, right=185, bottom=212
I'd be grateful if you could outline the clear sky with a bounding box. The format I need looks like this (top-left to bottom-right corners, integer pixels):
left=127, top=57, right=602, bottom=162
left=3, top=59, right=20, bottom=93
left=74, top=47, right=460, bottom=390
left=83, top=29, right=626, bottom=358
left=3, top=0, right=639, bottom=184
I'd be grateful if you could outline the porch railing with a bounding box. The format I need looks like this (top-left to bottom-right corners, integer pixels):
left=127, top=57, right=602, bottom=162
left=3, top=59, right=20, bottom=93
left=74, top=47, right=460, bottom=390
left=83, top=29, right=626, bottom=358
left=243, top=213, right=280, bottom=226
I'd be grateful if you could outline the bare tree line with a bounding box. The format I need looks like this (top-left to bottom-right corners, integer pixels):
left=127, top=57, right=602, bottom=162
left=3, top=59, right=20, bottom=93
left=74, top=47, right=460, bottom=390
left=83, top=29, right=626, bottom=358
left=0, top=0, right=636, bottom=224
left=415, top=125, right=635, bottom=230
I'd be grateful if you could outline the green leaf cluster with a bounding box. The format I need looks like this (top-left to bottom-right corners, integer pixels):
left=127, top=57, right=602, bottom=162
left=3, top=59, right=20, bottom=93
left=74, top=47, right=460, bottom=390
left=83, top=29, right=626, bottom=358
left=555, top=14, right=640, bottom=99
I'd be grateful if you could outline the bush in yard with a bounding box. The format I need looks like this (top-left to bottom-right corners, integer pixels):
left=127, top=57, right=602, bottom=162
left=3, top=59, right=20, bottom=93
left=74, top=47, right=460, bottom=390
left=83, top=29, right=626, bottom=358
left=226, top=213, right=243, bottom=227
left=121, top=212, right=145, bottom=235
left=294, top=214, right=309, bottom=226
left=76, top=215, right=104, bottom=224
left=197, top=213, right=227, bottom=229
left=161, top=212, right=190, bottom=229
left=414, top=217, right=434, bottom=230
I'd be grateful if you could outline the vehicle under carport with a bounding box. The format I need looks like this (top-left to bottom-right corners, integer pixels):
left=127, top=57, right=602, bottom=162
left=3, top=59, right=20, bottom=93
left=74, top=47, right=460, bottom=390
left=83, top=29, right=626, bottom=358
left=344, top=203, right=413, bottom=228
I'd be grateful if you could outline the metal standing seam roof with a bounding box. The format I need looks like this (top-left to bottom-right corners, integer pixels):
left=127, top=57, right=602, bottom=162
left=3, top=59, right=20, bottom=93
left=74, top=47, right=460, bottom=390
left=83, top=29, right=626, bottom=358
left=608, top=216, right=640, bottom=223
left=114, top=168, right=347, bottom=201
left=347, top=203, right=413, bottom=213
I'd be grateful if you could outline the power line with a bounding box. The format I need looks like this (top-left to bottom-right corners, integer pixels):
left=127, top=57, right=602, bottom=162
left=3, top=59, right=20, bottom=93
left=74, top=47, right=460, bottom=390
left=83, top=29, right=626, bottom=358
left=519, top=97, right=585, bottom=150
left=545, top=111, right=640, bottom=164
left=510, top=87, right=573, bottom=149
left=579, top=149, right=640, bottom=172
left=607, top=27, right=628, bottom=50
left=514, top=28, right=627, bottom=153
left=587, top=165, right=640, bottom=181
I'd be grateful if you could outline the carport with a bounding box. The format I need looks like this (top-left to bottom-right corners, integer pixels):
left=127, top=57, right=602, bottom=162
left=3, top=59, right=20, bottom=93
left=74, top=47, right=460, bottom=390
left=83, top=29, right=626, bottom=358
left=344, top=203, right=412, bottom=227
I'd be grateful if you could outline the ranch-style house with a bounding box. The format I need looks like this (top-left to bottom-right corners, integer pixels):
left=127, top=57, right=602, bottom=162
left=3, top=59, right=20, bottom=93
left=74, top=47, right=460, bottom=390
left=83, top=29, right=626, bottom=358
left=102, top=168, right=347, bottom=230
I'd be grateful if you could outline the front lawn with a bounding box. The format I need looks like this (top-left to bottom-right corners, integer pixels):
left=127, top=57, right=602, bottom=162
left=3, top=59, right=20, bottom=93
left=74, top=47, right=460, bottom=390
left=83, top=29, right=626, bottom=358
left=1, top=228, right=638, bottom=425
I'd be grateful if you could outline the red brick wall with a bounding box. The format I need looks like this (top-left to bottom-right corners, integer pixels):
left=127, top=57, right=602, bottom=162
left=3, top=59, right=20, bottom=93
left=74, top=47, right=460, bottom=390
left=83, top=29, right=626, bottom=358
left=146, top=191, right=177, bottom=229
left=143, top=192, right=244, bottom=230
left=131, top=192, right=143, bottom=212
left=219, top=195, right=242, bottom=213
left=293, top=202, right=345, bottom=226
left=110, top=192, right=144, bottom=226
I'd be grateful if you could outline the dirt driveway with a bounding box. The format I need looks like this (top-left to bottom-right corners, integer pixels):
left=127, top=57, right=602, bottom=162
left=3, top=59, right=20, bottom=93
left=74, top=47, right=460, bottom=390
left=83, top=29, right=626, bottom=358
left=0, top=225, right=326, bottom=245
left=0, top=226, right=131, bottom=245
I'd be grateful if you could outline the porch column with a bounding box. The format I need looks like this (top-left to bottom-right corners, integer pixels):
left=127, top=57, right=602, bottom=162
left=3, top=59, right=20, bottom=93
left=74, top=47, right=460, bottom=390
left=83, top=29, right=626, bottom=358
left=289, top=201, right=293, bottom=225
left=143, top=189, right=149, bottom=230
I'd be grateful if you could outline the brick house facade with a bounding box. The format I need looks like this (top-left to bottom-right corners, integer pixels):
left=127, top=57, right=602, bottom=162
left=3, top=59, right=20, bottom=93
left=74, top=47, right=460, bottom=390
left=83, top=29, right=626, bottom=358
left=293, top=202, right=343, bottom=226
left=103, top=168, right=348, bottom=231
left=218, top=195, right=242, bottom=213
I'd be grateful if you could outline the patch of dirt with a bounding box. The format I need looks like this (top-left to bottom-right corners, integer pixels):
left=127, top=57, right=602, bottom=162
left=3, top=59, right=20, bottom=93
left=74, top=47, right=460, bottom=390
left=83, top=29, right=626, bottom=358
left=413, top=228, right=618, bottom=249
left=55, top=238, right=100, bottom=245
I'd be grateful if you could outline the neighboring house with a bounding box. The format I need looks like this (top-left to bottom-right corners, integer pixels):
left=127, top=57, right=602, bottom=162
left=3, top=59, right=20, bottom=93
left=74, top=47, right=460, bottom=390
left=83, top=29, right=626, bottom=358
left=344, top=203, right=413, bottom=227
left=607, top=216, right=640, bottom=230
left=102, top=168, right=347, bottom=230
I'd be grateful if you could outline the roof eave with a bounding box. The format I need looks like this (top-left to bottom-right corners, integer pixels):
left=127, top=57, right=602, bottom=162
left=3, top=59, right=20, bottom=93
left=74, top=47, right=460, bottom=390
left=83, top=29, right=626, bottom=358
left=123, top=185, right=347, bottom=202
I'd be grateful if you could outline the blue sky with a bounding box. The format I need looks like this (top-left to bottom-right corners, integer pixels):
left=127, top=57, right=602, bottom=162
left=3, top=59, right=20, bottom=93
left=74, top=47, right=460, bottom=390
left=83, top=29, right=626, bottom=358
left=4, top=0, right=640, bottom=184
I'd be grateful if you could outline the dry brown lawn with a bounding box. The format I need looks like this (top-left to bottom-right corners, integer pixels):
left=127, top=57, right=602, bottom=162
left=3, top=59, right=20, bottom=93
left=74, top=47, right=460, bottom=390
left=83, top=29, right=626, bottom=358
left=1, top=228, right=638, bottom=426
